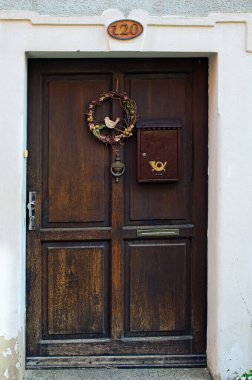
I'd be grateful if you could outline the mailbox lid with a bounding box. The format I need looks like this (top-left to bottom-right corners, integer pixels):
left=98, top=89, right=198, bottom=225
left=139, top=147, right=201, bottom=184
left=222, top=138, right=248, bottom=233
left=137, top=119, right=181, bottom=183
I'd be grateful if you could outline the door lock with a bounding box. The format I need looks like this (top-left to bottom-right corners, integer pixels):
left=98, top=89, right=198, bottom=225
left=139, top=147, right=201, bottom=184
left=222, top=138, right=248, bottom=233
left=27, top=191, right=36, bottom=230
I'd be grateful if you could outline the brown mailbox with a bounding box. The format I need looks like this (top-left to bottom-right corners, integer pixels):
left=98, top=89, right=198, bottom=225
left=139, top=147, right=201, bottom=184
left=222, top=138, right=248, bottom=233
left=137, top=119, right=181, bottom=183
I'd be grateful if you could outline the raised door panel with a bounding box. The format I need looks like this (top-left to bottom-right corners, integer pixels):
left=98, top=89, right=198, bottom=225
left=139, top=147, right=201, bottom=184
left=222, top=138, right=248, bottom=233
left=43, top=242, right=110, bottom=337
left=124, top=241, right=190, bottom=336
left=43, top=76, right=112, bottom=226
left=128, top=76, right=187, bottom=120
left=124, top=73, right=192, bottom=223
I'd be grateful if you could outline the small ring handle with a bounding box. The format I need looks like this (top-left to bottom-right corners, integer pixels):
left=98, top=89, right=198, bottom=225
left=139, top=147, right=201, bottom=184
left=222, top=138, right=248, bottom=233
left=110, top=165, right=125, bottom=178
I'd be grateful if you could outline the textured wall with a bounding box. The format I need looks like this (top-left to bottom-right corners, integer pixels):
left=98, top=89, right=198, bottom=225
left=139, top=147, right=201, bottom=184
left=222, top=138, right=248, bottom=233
left=0, top=0, right=252, bottom=16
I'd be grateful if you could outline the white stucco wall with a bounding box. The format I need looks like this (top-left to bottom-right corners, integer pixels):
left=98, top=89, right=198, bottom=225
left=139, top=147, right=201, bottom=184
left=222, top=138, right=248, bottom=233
left=0, top=42, right=27, bottom=379
left=0, top=8, right=252, bottom=380
left=207, top=26, right=252, bottom=379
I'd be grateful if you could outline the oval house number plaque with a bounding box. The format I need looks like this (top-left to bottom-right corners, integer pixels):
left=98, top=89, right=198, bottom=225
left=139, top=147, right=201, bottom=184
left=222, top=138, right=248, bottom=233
left=107, top=19, right=143, bottom=40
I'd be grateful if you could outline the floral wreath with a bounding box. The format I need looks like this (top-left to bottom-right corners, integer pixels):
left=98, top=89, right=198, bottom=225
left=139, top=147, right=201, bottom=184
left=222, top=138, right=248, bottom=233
left=86, top=90, right=137, bottom=144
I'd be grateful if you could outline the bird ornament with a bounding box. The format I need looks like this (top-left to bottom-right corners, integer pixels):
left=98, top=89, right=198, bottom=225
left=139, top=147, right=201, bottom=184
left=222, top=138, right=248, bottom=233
left=104, top=116, right=120, bottom=129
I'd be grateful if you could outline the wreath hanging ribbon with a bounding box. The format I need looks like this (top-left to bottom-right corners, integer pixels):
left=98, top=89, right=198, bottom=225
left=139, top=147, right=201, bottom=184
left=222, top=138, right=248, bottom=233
left=86, top=90, right=137, bottom=144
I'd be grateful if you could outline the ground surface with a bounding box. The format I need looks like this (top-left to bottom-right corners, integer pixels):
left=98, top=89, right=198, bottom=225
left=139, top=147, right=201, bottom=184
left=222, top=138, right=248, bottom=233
left=24, top=368, right=212, bottom=379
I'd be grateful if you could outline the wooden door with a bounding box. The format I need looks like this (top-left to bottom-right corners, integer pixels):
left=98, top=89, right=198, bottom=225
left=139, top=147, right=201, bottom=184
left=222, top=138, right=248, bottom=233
left=26, top=58, right=208, bottom=368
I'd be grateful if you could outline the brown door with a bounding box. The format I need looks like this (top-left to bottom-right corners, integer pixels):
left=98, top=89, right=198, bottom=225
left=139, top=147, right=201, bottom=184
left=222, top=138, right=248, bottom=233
left=26, top=58, right=208, bottom=368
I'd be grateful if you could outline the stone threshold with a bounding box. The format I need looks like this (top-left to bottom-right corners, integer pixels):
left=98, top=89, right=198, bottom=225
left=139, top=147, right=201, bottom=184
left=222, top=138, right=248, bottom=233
left=24, top=368, right=212, bottom=379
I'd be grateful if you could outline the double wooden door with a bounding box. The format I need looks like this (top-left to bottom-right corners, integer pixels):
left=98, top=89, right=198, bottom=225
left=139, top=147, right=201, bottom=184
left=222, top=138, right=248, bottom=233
left=26, top=58, right=208, bottom=367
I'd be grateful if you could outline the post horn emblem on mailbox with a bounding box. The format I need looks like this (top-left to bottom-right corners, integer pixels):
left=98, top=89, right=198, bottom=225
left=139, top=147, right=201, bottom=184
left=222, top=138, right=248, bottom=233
left=149, top=161, right=167, bottom=172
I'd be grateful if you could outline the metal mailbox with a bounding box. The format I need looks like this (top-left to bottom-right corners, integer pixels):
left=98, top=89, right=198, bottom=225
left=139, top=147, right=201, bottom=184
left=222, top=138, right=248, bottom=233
left=137, top=119, right=181, bottom=183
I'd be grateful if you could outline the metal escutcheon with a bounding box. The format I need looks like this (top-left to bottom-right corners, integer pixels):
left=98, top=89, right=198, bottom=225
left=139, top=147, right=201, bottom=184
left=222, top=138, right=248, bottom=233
left=27, top=191, right=36, bottom=230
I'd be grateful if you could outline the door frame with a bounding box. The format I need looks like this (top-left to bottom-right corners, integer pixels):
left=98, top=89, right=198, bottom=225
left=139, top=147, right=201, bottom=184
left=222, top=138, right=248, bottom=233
left=3, top=9, right=252, bottom=379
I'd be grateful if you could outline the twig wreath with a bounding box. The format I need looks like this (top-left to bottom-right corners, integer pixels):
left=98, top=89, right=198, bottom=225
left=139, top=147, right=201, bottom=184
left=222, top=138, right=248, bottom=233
left=86, top=90, right=137, bottom=144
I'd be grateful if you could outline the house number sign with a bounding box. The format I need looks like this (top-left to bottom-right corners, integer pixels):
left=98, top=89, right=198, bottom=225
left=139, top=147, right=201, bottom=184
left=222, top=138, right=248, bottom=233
left=107, top=19, right=143, bottom=40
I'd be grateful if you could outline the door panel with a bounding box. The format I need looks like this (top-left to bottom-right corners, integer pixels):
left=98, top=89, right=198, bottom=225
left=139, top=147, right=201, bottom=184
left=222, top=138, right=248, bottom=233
left=128, top=76, right=187, bottom=119
left=124, top=240, right=189, bottom=335
left=27, top=58, right=208, bottom=367
left=44, top=76, right=111, bottom=226
left=125, top=73, right=192, bottom=223
left=44, top=243, right=109, bottom=337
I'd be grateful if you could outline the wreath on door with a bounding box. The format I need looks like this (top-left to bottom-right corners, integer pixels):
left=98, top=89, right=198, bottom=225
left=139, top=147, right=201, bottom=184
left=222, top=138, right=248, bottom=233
left=86, top=90, right=137, bottom=144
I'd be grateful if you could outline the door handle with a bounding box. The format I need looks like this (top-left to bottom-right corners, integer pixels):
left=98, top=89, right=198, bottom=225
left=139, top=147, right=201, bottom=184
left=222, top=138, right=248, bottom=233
left=27, top=191, right=36, bottom=230
left=137, top=228, right=179, bottom=237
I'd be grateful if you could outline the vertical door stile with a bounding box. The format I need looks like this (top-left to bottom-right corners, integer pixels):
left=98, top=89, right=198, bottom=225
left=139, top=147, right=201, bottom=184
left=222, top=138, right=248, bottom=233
left=27, top=63, right=43, bottom=355
left=110, top=72, right=125, bottom=340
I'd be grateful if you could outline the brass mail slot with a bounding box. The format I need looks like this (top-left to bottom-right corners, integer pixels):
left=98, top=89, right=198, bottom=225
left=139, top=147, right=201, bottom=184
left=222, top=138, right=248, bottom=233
left=137, top=228, right=179, bottom=237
